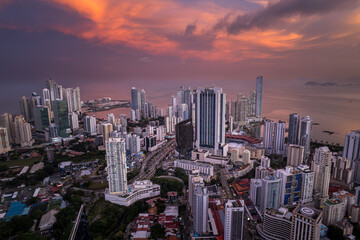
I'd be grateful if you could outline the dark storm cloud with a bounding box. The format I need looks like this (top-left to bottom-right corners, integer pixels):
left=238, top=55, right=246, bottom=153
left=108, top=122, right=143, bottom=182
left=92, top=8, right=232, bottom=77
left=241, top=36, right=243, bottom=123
left=167, top=23, right=216, bottom=51
left=214, top=0, right=360, bottom=34
left=0, top=0, right=95, bottom=31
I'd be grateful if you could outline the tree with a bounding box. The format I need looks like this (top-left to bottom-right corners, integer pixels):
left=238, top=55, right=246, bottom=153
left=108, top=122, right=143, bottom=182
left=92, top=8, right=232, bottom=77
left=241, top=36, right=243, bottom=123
left=174, top=168, right=188, bottom=186
left=150, top=223, right=166, bottom=239
left=327, top=225, right=346, bottom=240
left=155, top=199, right=166, bottom=214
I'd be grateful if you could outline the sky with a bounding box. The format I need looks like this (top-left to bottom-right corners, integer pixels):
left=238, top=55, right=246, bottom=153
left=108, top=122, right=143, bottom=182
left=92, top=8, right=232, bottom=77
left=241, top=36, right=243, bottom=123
left=0, top=0, right=360, bottom=144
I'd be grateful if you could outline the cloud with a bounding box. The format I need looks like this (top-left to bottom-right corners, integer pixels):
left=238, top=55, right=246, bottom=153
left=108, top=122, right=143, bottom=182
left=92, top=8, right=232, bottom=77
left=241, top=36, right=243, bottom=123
left=215, top=0, right=360, bottom=34
left=305, top=81, right=360, bottom=87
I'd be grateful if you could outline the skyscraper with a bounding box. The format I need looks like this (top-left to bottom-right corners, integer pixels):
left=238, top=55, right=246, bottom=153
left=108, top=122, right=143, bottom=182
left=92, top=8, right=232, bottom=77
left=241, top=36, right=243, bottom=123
left=20, top=96, right=34, bottom=123
left=0, top=113, right=14, bottom=144
left=52, top=100, right=70, bottom=138
left=224, top=200, right=245, bottom=240
left=322, top=199, right=346, bottom=226
left=343, top=130, right=360, bottom=161
left=312, top=147, right=332, bottom=203
left=287, top=144, right=305, bottom=167
left=83, top=116, right=97, bottom=135
left=140, top=89, right=146, bottom=114
left=171, top=95, right=177, bottom=117
left=195, top=87, right=226, bottom=156
left=33, top=106, right=50, bottom=133
left=13, top=116, right=34, bottom=147
left=276, top=166, right=302, bottom=207
left=101, top=123, right=113, bottom=146
left=260, top=176, right=282, bottom=212
left=131, top=87, right=140, bottom=110
left=175, top=118, right=193, bottom=157
left=106, top=138, right=128, bottom=195
left=189, top=172, right=204, bottom=213
left=63, top=87, right=81, bottom=113
left=273, top=120, right=286, bottom=154
left=193, top=186, right=209, bottom=235
left=69, top=112, right=79, bottom=130
left=46, top=78, right=62, bottom=101
left=178, top=103, right=189, bottom=121
left=256, top=76, right=263, bottom=117
left=299, top=116, right=312, bottom=162
left=0, top=127, right=11, bottom=154
left=291, top=204, right=322, bottom=240
left=263, top=120, right=274, bottom=150
left=297, top=164, right=314, bottom=204
left=288, top=113, right=300, bottom=145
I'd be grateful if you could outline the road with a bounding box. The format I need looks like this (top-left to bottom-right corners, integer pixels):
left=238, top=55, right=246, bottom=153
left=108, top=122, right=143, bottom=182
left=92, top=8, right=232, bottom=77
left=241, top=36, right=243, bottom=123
left=132, top=139, right=175, bottom=182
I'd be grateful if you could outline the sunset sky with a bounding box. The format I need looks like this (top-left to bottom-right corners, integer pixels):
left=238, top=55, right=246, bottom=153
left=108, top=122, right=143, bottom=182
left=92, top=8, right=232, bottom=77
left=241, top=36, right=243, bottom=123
left=1, top=0, right=360, bottom=113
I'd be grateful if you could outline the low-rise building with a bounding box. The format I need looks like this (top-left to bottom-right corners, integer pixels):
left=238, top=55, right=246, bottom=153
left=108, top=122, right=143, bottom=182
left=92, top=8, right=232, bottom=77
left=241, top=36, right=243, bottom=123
left=105, top=180, right=160, bottom=206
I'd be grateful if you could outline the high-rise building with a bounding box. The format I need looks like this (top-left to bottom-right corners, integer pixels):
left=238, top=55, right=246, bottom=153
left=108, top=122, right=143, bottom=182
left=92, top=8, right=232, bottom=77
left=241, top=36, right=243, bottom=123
left=178, top=103, right=189, bottom=121
left=131, top=87, right=140, bottom=110
left=63, top=87, right=81, bottom=113
left=42, top=88, right=51, bottom=109
left=257, top=208, right=292, bottom=240
left=193, top=186, right=209, bottom=235
left=248, top=90, right=257, bottom=117
left=250, top=179, right=262, bottom=209
left=299, top=116, right=312, bottom=162
left=140, top=89, right=146, bottom=115
left=322, top=199, right=346, bottom=226
left=288, top=113, right=300, bottom=145
left=255, top=156, right=272, bottom=179
left=69, top=112, right=79, bottom=130
left=20, top=96, right=34, bottom=123
left=107, top=113, right=116, bottom=125
left=260, top=176, right=282, bottom=212
left=276, top=166, right=302, bottom=207
left=225, top=101, right=230, bottom=120
left=263, top=120, right=274, bottom=150
left=106, top=138, right=128, bottom=195
left=171, top=95, right=177, bottom=117
left=101, top=123, right=113, bottom=146
left=297, top=165, right=314, bottom=204
left=175, top=118, right=193, bottom=157
left=353, top=159, right=360, bottom=184
left=0, top=113, right=14, bottom=144
left=242, top=149, right=251, bottom=165
left=189, top=172, right=204, bottom=213
left=195, top=87, right=226, bottom=156
left=291, top=204, right=322, bottom=240
left=312, top=147, right=332, bottom=203
left=224, top=200, right=245, bottom=240
left=0, top=127, right=11, bottom=154
left=232, top=94, right=249, bottom=123
left=256, top=76, right=263, bottom=117
left=46, top=79, right=62, bottom=101
left=129, top=134, right=140, bottom=154
left=343, top=130, right=360, bottom=161
left=33, top=106, right=50, bottom=133
left=84, top=116, right=97, bottom=135
left=332, top=155, right=353, bottom=185
left=52, top=100, right=70, bottom=138
left=273, top=120, right=286, bottom=154
left=287, top=144, right=305, bottom=167
left=119, top=114, right=127, bottom=128
left=13, top=116, right=34, bottom=147
left=166, top=106, right=173, bottom=117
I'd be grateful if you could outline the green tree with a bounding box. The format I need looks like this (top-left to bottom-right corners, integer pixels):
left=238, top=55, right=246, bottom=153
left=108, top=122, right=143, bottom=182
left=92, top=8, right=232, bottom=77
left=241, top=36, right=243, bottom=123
left=150, top=223, right=166, bottom=239
left=327, top=225, right=346, bottom=240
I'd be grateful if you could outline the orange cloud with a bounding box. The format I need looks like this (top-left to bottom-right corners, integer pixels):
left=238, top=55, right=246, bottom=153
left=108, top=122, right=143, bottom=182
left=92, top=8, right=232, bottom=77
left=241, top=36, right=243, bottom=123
left=7, top=0, right=353, bottom=62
